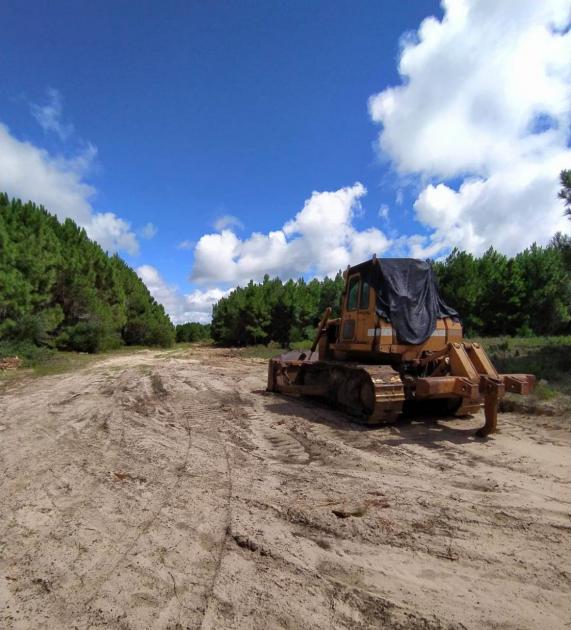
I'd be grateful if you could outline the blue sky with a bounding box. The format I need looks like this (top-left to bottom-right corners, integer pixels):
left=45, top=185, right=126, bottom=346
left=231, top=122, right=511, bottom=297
left=1, top=0, right=569, bottom=322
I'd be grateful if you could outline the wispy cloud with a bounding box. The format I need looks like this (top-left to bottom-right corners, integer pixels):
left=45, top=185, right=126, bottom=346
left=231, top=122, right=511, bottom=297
left=30, top=88, right=74, bottom=141
left=213, top=214, right=243, bottom=232
left=140, top=222, right=157, bottom=239
left=177, top=239, right=194, bottom=250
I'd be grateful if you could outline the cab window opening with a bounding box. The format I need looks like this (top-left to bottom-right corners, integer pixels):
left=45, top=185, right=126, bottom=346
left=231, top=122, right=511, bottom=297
left=347, top=275, right=359, bottom=311
left=359, top=280, right=370, bottom=310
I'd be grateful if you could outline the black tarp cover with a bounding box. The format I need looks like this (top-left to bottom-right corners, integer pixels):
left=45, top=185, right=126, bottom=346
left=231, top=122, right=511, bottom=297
left=360, top=258, right=459, bottom=345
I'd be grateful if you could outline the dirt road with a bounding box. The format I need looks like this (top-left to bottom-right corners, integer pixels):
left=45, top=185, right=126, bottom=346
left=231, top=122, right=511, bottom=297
left=0, top=347, right=569, bottom=629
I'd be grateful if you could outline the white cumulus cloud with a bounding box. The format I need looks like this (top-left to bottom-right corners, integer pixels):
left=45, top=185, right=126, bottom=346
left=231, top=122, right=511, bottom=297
left=0, top=120, right=140, bottom=255
left=184, top=287, right=232, bottom=324
left=137, top=264, right=231, bottom=324
left=88, top=212, right=139, bottom=256
left=191, top=183, right=390, bottom=285
left=369, top=0, right=571, bottom=256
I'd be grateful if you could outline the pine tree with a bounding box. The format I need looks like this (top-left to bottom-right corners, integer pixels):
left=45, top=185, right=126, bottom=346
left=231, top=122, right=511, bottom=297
left=0, top=193, right=174, bottom=353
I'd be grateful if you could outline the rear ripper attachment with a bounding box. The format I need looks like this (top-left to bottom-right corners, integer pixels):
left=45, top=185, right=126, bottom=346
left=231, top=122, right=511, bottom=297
left=267, top=342, right=534, bottom=437
left=267, top=256, right=535, bottom=437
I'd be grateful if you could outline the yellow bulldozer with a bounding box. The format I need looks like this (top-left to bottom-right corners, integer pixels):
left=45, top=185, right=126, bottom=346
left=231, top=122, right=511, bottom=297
left=267, top=256, right=535, bottom=436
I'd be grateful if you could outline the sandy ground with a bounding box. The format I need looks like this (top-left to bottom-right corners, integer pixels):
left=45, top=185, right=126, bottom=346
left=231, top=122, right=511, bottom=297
left=0, top=346, right=569, bottom=630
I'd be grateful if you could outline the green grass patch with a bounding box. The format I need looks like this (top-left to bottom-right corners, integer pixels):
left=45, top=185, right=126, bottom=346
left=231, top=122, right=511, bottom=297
left=533, top=382, right=559, bottom=401
left=29, top=352, right=97, bottom=377
left=470, top=336, right=571, bottom=395
left=0, top=340, right=157, bottom=382
left=0, top=340, right=57, bottom=368
left=236, top=340, right=312, bottom=360
left=0, top=340, right=98, bottom=384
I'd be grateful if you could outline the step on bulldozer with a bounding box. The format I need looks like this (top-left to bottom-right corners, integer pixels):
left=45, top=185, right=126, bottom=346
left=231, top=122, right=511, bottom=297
left=267, top=256, right=535, bottom=436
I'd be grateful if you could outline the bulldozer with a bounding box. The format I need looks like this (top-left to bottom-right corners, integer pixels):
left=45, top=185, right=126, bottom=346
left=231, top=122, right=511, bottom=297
left=267, top=256, right=535, bottom=436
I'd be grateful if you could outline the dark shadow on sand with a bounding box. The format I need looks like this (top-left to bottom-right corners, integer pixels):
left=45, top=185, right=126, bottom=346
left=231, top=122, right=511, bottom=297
left=259, top=391, right=488, bottom=448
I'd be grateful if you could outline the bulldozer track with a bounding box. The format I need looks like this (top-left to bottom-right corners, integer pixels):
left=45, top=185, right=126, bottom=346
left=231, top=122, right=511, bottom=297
left=199, top=413, right=234, bottom=630
left=271, top=360, right=407, bottom=425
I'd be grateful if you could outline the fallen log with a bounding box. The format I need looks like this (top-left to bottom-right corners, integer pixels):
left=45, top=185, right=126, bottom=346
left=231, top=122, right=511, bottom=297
left=0, top=356, right=23, bottom=370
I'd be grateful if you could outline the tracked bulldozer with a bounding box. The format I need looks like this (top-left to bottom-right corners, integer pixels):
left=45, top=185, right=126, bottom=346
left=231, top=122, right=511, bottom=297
left=267, top=256, right=535, bottom=436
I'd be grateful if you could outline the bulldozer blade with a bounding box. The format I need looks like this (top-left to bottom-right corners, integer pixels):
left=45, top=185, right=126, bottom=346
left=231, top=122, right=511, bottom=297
left=267, top=351, right=316, bottom=392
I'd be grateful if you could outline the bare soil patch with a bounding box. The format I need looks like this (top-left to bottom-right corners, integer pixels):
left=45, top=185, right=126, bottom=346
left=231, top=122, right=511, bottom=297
left=1, top=346, right=569, bottom=629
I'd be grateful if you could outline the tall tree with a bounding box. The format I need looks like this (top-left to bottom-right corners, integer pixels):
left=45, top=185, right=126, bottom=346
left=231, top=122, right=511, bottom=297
left=211, top=243, right=571, bottom=345
left=0, top=193, right=175, bottom=352
left=559, top=169, right=571, bottom=218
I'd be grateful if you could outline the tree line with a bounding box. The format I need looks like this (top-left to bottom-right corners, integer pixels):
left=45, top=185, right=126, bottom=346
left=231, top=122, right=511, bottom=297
left=210, top=171, right=571, bottom=346
left=211, top=274, right=345, bottom=346
left=210, top=238, right=571, bottom=346
left=2, top=171, right=570, bottom=354
left=175, top=322, right=211, bottom=342
left=0, top=193, right=175, bottom=353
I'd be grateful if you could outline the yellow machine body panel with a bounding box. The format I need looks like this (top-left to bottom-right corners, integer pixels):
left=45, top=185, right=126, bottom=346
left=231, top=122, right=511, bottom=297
left=330, top=266, right=463, bottom=360
left=267, top=256, right=535, bottom=437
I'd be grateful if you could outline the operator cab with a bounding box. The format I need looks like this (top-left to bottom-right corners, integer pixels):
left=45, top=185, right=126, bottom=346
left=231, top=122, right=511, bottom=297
left=330, top=256, right=463, bottom=359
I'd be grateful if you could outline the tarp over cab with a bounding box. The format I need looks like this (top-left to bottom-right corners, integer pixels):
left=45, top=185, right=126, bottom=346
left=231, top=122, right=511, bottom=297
left=353, top=258, right=459, bottom=345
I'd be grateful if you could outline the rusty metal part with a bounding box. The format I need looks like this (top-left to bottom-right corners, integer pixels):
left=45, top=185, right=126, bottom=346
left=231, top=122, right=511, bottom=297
left=415, top=376, right=478, bottom=399
left=268, top=356, right=404, bottom=424
left=268, top=342, right=535, bottom=434
left=475, top=373, right=535, bottom=436
left=309, top=307, right=332, bottom=356
left=359, top=365, right=405, bottom=423
left=267, top=256, right=535, bottom=436
left=476, top=376, right=504, bottom=437
left=502, top=373, right=536, bottom=395
left=447, top=342, right=504, bottom=437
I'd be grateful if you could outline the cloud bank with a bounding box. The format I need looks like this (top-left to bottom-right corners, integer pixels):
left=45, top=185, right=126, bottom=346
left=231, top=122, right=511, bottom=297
left=137, top=265, right=231, bottom=324
left=191, top=183, right=390, bottom=285
left=369, top=0, right=571, bottom=256
left=1, top=101, right=142, bottom=255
